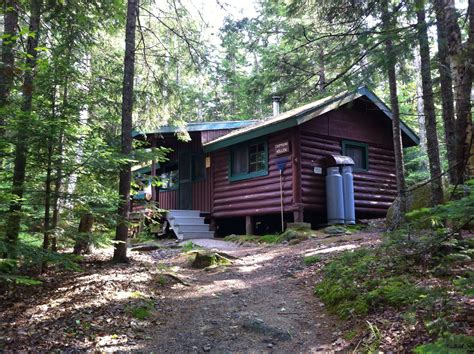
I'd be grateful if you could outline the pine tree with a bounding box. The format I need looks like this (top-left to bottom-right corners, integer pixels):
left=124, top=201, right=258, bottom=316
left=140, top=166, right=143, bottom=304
left=114, top=0, right=138, bottom=263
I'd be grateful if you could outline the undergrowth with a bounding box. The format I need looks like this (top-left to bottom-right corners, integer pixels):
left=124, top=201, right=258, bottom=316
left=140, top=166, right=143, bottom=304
left=314, top=180, right=474, bottom=350
left=225, top=228, right=313, bottom=245
left=0, top=235, right=82, bottom=286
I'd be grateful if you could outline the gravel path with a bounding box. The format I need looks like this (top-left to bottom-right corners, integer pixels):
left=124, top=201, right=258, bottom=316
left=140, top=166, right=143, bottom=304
left=0, top=233, right=379, bottom=352
left=138, top=237, right=364, bottom=352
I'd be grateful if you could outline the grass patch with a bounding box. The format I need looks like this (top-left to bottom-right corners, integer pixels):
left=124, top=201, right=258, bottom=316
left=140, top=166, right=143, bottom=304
left=125, top=300, right=154, bottom=320
left=314, top=248, right=427, bottom=319
left=181, top=241, right=202, bottom=252
left=414, top=333, right=474, bottom=353
left=224, top=234, right=281, bottom=244
left=225, top=229, right=313, bottom=245
left=303, top=255, right=321, bottom=265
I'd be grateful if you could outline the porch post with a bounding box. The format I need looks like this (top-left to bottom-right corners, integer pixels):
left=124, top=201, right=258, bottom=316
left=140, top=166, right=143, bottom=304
left=245, top=215, right=254, bottom=235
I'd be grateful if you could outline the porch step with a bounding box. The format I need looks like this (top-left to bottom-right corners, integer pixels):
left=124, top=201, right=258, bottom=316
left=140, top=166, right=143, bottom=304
left=166, top=210, right=214, bottom=240
left=169, top=216, right=204, bottom=225
left=168, top=210, right=201, bottom=217
left=180, top=231, right=215, bottom=240
left=174, top=224, right=210, bottom=233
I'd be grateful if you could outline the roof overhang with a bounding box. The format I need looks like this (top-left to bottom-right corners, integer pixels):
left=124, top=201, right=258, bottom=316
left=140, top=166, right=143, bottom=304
left=133, top=120, right=258, bottom=138
left=203, top=87, right=420, bottom=153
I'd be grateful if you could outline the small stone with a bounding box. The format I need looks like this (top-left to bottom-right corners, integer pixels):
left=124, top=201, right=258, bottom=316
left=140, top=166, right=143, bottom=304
left=267, top=343, right=274, bottom=348
left=203, top=344, right=211, bottom=352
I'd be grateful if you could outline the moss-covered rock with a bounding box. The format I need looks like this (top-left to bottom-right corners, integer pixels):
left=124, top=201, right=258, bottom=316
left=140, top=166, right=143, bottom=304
left=190, top=251, right=233, bottom=269
left=386, top=182, right=441, bottom=229
left=323, top=225, right=347, bottom=235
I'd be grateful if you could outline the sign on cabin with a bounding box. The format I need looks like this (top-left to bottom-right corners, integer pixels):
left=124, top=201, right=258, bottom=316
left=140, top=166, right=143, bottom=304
left=274, top=141, right=290, bottom=155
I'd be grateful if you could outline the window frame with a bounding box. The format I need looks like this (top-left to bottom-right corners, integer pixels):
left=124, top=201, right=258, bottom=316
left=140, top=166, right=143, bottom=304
left=342, top=140, right=369, bottom=172
left=191, top=153, right=206, bottom=181
left=228, top=139, right=269, bottom=182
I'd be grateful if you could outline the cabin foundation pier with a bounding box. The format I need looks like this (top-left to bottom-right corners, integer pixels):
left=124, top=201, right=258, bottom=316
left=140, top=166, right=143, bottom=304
left=209, top=218, right=217, bottom=231
left=245, top=216, right=254, bottom=235
left=293, top=208, right=304, bottom=223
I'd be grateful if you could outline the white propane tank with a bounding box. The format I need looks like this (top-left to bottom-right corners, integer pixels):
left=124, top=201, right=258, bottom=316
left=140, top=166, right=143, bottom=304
left=342, top=165, right=355, bottom=224
left=326, top=166, right=345, bottom=224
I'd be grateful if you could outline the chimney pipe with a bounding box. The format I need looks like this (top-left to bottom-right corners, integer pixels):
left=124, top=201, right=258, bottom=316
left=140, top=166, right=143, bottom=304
left=272, top=96, right=281, bottom=116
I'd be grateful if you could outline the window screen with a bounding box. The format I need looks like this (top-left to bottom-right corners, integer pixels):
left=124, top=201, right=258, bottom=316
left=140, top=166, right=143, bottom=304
left=230, top=141, right=267, bottom=180
left=232, top=146, right=248, bottom=175
left=342, top=141, right=368, bottom=170
left=191, top=154, right=206, bottom=181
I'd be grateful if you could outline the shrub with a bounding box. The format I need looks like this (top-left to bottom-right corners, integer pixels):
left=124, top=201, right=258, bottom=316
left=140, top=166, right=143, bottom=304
left=304, top=255, right=321, bottom=265
left=314, top=249, right=425, bottom=319
left=414, top=333, right=474, bottom=353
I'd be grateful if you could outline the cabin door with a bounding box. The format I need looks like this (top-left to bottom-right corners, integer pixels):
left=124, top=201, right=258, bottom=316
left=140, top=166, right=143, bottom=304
left=178, top=152, right=192, bottom=210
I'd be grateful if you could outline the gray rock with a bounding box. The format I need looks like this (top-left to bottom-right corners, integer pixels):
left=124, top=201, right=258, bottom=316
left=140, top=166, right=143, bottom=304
left=323, top=225, right=347, bottom=235
left=202, top=344, right=211, bottom=352
left=242, top=318, right=291, bottom=341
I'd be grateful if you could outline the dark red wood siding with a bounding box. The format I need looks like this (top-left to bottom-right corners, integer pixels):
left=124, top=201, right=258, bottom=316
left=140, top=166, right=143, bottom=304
left=155, top=132, right=213, bottom=212
left=201, top=129, right=234, bottom=145
left=299, top=106, right=397, bottom=216
left=158, top=190, right=178, bottom=210
left=212, top=132, right=295, bottom=218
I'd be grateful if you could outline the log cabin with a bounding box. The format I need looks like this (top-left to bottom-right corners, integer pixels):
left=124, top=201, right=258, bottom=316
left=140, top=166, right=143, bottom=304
left=133, top=87, right=419, bottom=239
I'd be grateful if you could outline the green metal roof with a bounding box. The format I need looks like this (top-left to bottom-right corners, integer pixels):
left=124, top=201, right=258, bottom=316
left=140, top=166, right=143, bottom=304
left=203, top=87, right=420, bottom=153
left=133, top=120, right=258, bottom=138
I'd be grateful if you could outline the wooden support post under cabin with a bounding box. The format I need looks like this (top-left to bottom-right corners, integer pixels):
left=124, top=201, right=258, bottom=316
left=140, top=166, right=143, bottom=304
left=245, top=215, right=254, bottom=235
left=151, top=135, right=157, bottom=202
left=293, top=208, right=304, bottom=223
left=209, top=218, right=216, bottom=231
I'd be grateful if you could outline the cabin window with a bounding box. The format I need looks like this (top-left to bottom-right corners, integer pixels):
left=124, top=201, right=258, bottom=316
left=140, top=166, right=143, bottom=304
left=191, top=154, right=206, bottom=181
left=229, top=140, right=268, bottom=181
left=342, top=140, right=369, bottom=171
left=160, top=163, right=179, bottom=190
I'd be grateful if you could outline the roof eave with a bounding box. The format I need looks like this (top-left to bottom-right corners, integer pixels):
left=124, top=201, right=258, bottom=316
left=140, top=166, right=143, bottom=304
left=203, top=118, right=298, bottom=153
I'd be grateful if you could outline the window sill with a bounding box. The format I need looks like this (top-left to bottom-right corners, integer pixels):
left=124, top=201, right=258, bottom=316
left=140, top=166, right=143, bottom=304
left=229, top=169, right=268, bottom=182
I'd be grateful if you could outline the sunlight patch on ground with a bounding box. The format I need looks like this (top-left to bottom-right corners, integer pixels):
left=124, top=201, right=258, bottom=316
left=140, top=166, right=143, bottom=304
left=183, top=278, right=248, bottom=299
left=25, top=270, right=154, bottom=322
left=305, top=244, right=359, bottom=256
left=237, top=264, right=262, bottom=273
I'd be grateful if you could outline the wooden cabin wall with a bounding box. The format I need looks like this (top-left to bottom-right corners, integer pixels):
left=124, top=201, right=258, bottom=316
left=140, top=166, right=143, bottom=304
left=193, top=179, right=212, bottom=212
left=155, top=132, right=213, bottom=212
left=201, top=129, right=234, bottom=145
left=158, top=190, right=178, bottom=210
left=299, top=108, right=397, bottom=216
left=212, top=132, right=295, bottom=218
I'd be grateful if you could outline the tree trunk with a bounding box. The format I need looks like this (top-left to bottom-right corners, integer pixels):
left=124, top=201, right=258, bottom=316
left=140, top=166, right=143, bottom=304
left=51, top=77, right=69, bottom=252
left=51, top=129, right=64, bottom=252
left=416, top=1, right=444, bottom=206
left=73, top=213, right=94, bottom=255
left=43, top=140, right=53, bottom=250
left=4, top=0, right=42, bottom=258
left=413, top=49, right=427, bottom=158
left=113, top=0, right=138, bottom=263
left=382, top=1, right=407, bottom=220
left=434, top=0, right=457, bottom=184
left=318, top=45, right=326, bottom=93
left=0, top=0, right=19, bottom=119
left=444, top=0, right=473, bottom=183
left=43, top=86, right=57, bottom=251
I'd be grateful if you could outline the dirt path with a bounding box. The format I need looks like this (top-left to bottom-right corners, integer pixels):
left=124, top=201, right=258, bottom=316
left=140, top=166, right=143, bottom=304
left=0, top=233, right=380, bottom=352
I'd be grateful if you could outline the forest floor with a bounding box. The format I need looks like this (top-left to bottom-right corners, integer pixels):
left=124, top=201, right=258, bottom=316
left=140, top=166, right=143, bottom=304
left=0, top=230, right=382, bottom=352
